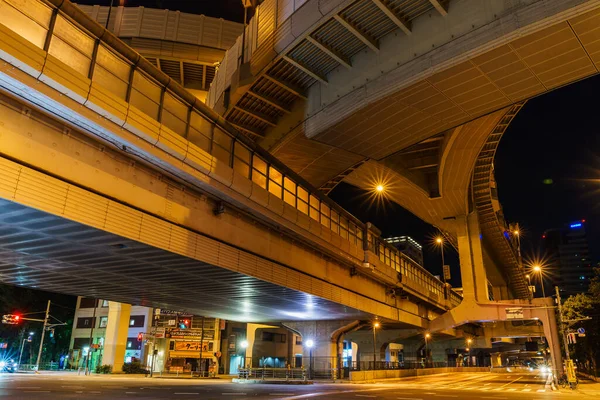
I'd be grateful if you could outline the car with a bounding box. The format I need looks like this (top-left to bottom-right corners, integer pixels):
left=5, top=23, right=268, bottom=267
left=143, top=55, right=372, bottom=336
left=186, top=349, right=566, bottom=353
left=0, top=359, right=17, bottom=373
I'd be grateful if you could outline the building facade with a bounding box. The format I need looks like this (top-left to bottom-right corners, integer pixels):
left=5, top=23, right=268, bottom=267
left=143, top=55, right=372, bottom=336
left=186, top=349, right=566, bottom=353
left=68, top=297, right=153, bottom=371
left=543, top=220, right=592, bottom=296
left=385, top=236, right=424, bottom=266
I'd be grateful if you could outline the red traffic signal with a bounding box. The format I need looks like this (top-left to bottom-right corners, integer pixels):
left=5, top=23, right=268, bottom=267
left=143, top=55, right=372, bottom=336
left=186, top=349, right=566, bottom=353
left=137, top=332, right=143, bottom=342
left=1, top=314, right=21, bottom=325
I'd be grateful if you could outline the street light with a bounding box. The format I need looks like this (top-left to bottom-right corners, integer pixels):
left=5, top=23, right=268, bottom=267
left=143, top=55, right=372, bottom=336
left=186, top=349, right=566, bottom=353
left=435, top=237, right=446, bottom=283
left=466, top=338, right=473, bottom=366
left=372, top=321, right=380, bottom=367
left=17, top=332, right=34, bottom=371
left=424, top=333, right=431, bottom=368
left=533, top=265, right=546, bottom=298
left=305, top=339, right=314, bottom=380
left=240, top=340, right=249, bottom=369
left=375, top=184, right=384, bottom=193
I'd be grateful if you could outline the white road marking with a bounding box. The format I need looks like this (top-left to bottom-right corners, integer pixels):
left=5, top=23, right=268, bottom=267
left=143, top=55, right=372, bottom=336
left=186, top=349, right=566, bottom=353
left=537, top=389, right=546, bottom=392
left=522, top=389, right=531, bottom=392
left=506, top=388, right=517, bottom=392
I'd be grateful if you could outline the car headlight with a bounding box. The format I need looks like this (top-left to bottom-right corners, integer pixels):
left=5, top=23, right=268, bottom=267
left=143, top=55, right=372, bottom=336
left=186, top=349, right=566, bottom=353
left=0, top=361, right=6, bottom=368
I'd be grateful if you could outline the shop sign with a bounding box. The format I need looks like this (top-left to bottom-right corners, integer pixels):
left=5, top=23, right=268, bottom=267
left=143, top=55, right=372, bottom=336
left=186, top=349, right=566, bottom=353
left=166, top=328, right=215, bottom=340
left=174, top=341, right=203, bottom=351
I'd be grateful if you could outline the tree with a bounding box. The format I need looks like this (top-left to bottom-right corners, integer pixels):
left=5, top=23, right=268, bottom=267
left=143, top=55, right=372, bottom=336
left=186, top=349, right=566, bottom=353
left=560, top=268, right=600, bottom=376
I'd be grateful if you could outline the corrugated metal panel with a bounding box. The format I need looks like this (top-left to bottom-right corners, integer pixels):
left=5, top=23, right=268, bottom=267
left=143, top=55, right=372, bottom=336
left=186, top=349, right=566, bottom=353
left=313, top=19, right=365, bottom=60
left=139, top=8, right=168, bottom=39
left=257, top=0, right=277, bottom=48
left=119, top=7, right=143, bottom=37
left=277, top=0, right=295, bottom=26
left=202, top=17, right=223, bottom=49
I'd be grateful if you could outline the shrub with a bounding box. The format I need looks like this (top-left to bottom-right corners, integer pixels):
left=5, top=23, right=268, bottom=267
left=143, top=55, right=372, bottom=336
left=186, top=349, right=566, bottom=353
left=95, top=364, right=112, bottom=374
left=122, top=361, right=149, bottom=374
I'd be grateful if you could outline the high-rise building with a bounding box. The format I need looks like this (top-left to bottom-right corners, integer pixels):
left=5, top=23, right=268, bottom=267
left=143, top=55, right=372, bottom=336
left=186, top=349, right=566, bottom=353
left=385, top=236, right=424, bottom=266
left=542, top=220, right=592, bottom=296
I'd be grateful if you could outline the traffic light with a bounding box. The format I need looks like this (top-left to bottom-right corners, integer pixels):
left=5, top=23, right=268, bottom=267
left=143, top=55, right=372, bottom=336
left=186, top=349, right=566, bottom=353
left=179, top=319, right=190, bottom=329
left=1, top=314, right=21, bottom=325
left=137, top=332, right=143, bottom=342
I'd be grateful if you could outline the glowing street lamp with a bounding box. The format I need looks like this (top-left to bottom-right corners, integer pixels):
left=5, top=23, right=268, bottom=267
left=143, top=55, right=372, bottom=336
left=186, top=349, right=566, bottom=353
left=424, top=333, right=431, bottom=368
left=375, top=184, right=385, bottom=193
left=305, top=339, right=315, bottom=379
left=533, top=265, right=546, bottom=298
left=372, top=321, right=380, bottom=366
left=435, top=236, right=447, bottom=283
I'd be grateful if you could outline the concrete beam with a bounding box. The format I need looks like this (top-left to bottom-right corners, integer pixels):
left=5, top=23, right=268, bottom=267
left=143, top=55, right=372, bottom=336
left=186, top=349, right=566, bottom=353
left=429, top=0, right=448, bottom=16
left=333, top=15, right=379, bottom=53
left=229, top=121, right=266, bottom=137
left=263, top=74, right=308, bottom=100
left=372, top=0, right=412, bottom=35
left=306, top=36, right=352, bottom=70
left=282, top=55, right=328, bottom=85
left=233, top=105, right=278, bottom=126
left=247, top=90, right=292, bottom=114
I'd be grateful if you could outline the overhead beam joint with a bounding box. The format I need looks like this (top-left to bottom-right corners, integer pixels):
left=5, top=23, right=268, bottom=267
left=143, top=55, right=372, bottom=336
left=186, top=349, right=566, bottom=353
left=333, top=15, right=379, bottom=53
left=282, top=55, right=328, bottom=85
left=371, top=0, right=412, bottom=35
left=306, top=36, right=352, bottom=69
left=429, top=0, right=448, bottom=16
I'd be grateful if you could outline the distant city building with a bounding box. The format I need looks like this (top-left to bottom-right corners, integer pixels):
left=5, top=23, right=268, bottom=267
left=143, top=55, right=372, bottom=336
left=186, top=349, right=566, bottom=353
left=385, top=236, right=424, bottom=266
left=542, top=220, right=592, bottom=296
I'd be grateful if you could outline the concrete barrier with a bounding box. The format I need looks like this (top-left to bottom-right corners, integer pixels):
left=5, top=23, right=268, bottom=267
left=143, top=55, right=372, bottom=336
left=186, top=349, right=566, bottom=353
left=349, top=367, right=490, bottom=382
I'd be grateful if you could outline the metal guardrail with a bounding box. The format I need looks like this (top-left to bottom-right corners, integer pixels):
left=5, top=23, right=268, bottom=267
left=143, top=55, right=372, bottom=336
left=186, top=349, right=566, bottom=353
left=0, top=0, right=461, bottom=311
left=238, top=367, right=311, bottom=381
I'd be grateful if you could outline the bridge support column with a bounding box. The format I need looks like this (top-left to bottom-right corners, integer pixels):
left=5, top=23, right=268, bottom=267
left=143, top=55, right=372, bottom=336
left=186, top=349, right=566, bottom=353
left=533, top=298, right=563, bottom=377
left=102, top=302, right=131, bottom=373
left=284, top=320, right=359, bottom=379
left=456, top=213, right=489, bottom=302
left=244, top=323, right=278, bottom=367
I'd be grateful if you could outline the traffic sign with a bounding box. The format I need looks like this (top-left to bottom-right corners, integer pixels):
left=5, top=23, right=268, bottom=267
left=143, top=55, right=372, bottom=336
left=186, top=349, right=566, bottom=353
left=443, top=265, right=451, bottom=281
left=577, top=327, right=586, bottom=334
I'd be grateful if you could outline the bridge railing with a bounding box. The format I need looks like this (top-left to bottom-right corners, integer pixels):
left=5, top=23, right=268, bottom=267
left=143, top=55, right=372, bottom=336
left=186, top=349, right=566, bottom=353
left=368, top=234, right=462, bottom=308
left=0, top=0, right=460, bottom=308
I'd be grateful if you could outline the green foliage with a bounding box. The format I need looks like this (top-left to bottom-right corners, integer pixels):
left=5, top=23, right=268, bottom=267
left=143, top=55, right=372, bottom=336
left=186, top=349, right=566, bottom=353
left=95, top=364, right=112, bottom=374
left=560, top=268, right=600, bottom=376
left=122, top=361, right=149, bottom=374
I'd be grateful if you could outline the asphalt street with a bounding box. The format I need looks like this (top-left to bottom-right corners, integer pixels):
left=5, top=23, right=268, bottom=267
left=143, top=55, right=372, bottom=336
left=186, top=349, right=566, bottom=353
left=0, top=372, right=596, bottom=399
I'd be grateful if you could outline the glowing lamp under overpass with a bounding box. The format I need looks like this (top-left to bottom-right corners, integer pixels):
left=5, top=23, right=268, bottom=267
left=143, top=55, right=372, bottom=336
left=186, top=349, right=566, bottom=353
left=305, top=339, right=314, bottom=349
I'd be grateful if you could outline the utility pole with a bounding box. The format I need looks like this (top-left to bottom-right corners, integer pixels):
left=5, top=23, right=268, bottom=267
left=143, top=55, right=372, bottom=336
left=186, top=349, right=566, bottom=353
left=35, top=300, right=50, bottom=372
left=555, top=286, right=570, bottom=363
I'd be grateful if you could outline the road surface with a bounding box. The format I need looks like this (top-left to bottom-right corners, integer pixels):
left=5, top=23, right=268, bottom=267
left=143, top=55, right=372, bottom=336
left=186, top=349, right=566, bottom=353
left=0, top=372, right=595, bottom=399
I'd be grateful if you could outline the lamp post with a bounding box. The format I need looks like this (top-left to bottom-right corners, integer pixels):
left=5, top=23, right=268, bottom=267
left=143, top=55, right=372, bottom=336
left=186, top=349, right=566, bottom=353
left=18, top=332, right=34, bottom=370
left=305, top=339, right=314, bottom=380
left=424, top=333, right=431, bottom=368
left=466, top=338, right=472, bottom=367
left=533, top=265, right=545, bottom=298
left=435, top=237, right=446, bottom=283
left=240, top=340, right=248, bottom=370
left=372, top=321, right=380, bottom=368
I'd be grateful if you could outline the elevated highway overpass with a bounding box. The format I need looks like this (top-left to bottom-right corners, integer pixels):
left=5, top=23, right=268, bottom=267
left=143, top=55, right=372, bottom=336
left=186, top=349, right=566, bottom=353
left=208, top=0, right=600, bottom=301
left=0, top=0, right=562, bottom=374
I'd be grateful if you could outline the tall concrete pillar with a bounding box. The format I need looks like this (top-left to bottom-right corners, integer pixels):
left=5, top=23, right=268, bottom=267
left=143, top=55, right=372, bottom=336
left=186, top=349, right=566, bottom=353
left=102, top=302, right=131, bottom=373
left=285, top=320, right=359, bottom=378
left=456, top=213, right=489, bottom=302
left=245, top=323, right=277, bottom=367
left=535, top=298, right=563, bottom=377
